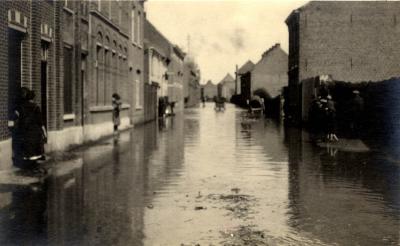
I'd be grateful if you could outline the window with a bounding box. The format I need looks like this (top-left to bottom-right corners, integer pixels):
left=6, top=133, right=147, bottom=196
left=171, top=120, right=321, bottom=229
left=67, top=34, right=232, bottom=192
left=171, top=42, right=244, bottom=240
left=96, top=46, right=102, bottom=105
left=135, top=79, right=141, bottom=108
left=80, top=1, right=88, bottom=16
left=131, top=9, right=136, bottom=43
left=151, top=55, right=155, bottom=77
left=136, top=12, right=141, bottom=44
left=63, top=47, right=73, bottom=114
left=104, top=49, right=110, bottom=105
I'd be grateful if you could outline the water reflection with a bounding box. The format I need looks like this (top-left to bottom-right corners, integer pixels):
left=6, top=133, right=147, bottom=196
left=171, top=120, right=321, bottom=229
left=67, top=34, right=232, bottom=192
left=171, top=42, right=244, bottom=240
left=0, top=105, right=398, bottom=245
left=0, top=184, right=47, bottom=245
left=285, top=127, right=400, bottom=245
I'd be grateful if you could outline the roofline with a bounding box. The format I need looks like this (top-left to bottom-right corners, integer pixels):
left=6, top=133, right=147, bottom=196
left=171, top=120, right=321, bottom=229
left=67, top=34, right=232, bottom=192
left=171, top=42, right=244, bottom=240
left=238, top=60, right=255, bottom=75
left=261, top=43, right=287, bottom=58
left=173, top=45, right=186, bottom=60
left=218, top=73, right=235, bottom=84
left=145, top=19, right=172, bottom=55
left=238, top=60, right=255, bottom=69
left=285, top=1, right=312, bottom=24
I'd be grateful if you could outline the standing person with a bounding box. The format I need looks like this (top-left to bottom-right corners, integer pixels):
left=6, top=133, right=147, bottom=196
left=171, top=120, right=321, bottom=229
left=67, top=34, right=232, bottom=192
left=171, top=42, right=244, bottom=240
left=12, top=87, right=47, bottom=170
left=112, top=93, right=122, bottom=134
left=158, top=97, right=163, bottom=118
left=349, top=90, right=364, bottom=137
left=326, top=95, right=339, bottom=141
left=308, top=95, right=322, bottom=142
left=319, top=98, right=329, bottom=141
left=170, top=101, right=176, bottom=116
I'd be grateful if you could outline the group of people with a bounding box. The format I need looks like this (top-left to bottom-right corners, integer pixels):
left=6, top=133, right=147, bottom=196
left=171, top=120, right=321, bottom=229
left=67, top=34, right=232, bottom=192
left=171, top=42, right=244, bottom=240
left=308, top=90, right=364, bottom=142
left=158, top=97, right=176, bottom=118
left=308, top=94, right=339, bottom=142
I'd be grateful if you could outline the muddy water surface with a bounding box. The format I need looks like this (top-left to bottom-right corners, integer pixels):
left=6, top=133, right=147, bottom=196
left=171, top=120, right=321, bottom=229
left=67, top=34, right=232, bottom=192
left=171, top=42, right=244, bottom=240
left=0, top=103, right=399, bottom=245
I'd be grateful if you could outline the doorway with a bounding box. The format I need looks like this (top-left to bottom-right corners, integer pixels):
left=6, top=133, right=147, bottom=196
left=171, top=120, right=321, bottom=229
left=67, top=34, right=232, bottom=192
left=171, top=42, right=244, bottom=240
left=41, top=41, right=50, bottom=130
left=8, top=29, right=24, bottom=120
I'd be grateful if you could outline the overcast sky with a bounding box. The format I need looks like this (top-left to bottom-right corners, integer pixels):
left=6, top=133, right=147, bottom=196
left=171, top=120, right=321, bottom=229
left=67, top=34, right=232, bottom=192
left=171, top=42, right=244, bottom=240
left=146, top=0, right=308, bottom=84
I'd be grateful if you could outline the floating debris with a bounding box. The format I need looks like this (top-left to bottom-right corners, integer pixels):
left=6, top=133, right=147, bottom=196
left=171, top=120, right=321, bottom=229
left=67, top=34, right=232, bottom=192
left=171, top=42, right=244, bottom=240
left=231, top=188, right=240, bottom=194
left=220, top=225, right=270, bottom=246
left=196, top=191, right=202, bottom=198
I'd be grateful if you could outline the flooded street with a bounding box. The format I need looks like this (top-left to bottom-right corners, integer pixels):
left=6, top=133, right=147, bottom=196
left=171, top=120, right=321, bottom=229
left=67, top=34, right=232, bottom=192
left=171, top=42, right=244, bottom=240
left=0, top=104, right=399, bottom=245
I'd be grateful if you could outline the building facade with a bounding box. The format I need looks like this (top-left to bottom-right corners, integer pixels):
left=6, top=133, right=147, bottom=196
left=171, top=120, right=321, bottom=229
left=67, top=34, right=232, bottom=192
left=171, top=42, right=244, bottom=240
left=0, top=0, right=147, bottom=170
left=286, top=1, right=400, bottom=121
left=202, top=80, right=217, bottom=100
left=167, top=45, right=185, bottom=112
left=237, top=60, right=255, bottom=102
left=130, top=1, right=146, bottom=125
left=217, top=73, right=235, bottom=100
left=144, top=19, right=171, bottom=118
left=251, top=43, right=288, bottom=99
left=0, top=0, right=79, bottom=170
left=85, top=0, right=132, bottom=141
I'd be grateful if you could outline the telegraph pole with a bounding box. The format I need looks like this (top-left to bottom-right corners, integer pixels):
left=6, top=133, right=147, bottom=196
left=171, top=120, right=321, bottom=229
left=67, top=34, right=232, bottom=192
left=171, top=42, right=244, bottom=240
left=235, top=64, right=239, bottom=95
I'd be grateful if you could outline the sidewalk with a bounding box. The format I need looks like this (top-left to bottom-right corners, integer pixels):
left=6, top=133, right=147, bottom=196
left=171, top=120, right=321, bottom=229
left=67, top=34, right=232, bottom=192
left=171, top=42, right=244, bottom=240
left=0, top=125, right=135, bottom=187
left=0, top=155, right=84, bottom=187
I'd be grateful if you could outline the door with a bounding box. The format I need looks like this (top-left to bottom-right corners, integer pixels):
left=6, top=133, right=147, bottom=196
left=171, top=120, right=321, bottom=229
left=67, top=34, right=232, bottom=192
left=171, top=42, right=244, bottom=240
left=40, top=61, right=47, bottom=129
left=81, top=54, right=87, bottom=126
left=8, top=29, right=24, bottom=120
left=41, top=42, right=50, bottom=129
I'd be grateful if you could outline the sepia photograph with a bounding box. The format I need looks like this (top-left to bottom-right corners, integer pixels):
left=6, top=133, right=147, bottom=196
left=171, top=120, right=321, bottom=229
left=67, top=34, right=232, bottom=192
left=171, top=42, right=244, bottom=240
left=0, top=0, right=399, bottom=245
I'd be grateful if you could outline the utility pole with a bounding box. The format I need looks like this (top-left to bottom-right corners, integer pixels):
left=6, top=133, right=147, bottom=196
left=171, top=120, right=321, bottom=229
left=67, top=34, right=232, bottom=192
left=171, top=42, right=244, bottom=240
left=235, top=64, right=239, bottom=95
left=187, top=35, right=191, bottom=54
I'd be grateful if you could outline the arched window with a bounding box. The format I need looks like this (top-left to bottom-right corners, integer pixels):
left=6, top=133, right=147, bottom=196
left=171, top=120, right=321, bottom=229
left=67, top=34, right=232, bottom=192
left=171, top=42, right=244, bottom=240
left=112, top=40, right=117, bottom=94
left=104, top=36, right=111, bottom=104
left=95, top=32, right=103, bottom=105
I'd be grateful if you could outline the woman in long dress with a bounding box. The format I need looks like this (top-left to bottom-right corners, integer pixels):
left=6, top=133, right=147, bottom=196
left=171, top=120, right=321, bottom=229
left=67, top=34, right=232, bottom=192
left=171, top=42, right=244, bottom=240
left=112, top=93, right=122, bottom=133
left=13, top=87, right=47, bottom=169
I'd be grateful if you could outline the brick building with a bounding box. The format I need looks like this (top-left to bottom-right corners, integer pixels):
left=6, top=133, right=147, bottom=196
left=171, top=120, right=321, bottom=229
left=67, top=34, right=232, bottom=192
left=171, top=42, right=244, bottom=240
left=0, top=0, right=73, bottom=170
left=130, top=1, right=146, bottom=125
left=286, top=1, right=400, bottom=121
left=0, top=0, right=147, bottom=170
left=84, top=0, right=146, bottom=140
left=251, top=43, right=288, bottom=99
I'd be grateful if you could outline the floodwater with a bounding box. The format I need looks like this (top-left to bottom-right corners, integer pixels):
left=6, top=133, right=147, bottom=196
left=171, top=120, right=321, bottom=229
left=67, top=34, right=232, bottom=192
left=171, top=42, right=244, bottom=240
left=0, top=103, right=399, bottom=245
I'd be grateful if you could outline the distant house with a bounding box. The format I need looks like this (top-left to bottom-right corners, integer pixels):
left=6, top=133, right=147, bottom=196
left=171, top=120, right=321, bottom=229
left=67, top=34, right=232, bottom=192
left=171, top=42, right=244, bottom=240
left=238, top=60, right=255, bottom=102
left=252, top=43, right=288, bottom=99
left=217, top=73, right=236, bottom=100
left=202, top=80, right=218, bottom=100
